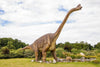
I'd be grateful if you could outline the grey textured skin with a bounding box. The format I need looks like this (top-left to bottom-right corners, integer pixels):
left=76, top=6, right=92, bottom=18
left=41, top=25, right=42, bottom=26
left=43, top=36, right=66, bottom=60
left=22, top=4, right=82, bottom=62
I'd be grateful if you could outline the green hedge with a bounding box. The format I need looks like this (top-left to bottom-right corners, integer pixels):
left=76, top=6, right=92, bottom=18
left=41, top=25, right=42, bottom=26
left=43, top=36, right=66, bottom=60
left=0, top=48, right=35, bottom=59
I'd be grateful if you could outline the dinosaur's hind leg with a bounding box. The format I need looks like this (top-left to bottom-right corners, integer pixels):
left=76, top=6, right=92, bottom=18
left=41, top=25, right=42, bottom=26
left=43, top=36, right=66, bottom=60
left=42, top=43, right=50, bottom=62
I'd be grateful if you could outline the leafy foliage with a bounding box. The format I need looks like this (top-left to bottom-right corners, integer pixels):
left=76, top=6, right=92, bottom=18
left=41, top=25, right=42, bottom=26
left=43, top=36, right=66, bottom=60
left=0, top=37, right=100, bottom=59
left=56, top=41, right=94, bottom=51
left=56, top=48, right=66, bottom=58
left=0, top=38, right=28, bottom=49
left=94, top=42, right=100, bottom=49
left=1, top=46, right=10, bottom=54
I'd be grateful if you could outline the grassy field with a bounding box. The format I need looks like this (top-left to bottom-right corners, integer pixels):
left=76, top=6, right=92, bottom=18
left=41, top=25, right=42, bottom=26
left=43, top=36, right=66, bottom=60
left=0, top=58, right=100, bottom=67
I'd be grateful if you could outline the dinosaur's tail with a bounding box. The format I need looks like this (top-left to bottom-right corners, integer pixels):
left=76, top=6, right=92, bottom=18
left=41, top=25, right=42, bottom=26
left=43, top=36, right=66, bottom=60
left=21, top=45, right=31, bottom=50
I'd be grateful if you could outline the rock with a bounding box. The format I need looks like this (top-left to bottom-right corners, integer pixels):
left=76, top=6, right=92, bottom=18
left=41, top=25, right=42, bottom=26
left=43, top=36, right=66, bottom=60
left=39, top=60, right=42, bottom=63
left=49, top=60, right=52, bottom=63
left=81, top=57, right=85, bottom=62
left=53, top=59, right=56, bottom=63
left=31, top=59, right=34, bottom=62
left=80, top=52, right=85, bottom=56
left=66, top=57, right=72, bottom=62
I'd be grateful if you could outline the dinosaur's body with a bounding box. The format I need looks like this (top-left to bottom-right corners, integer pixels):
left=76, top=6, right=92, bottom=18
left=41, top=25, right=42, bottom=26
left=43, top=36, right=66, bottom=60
left=33, top=33, right=56, bottom=51
left=22, top=4, right=82, bottom=62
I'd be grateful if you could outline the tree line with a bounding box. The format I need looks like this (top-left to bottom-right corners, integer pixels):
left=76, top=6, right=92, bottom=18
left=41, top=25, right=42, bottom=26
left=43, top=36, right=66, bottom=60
left=0, top=38, right=99, bottom=50
left=0, top=38, right=28, bottom=49
left=0, top=37, right=100, bottom=59
left=57, top=41, right=100, bottom=51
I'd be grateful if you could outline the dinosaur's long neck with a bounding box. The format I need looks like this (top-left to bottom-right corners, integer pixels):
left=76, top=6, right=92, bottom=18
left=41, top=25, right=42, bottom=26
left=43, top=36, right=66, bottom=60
left=54, top=8, right=75, bottom=39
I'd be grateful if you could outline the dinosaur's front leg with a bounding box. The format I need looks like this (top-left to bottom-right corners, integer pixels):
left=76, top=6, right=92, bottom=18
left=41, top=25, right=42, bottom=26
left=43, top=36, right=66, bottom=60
left=42, top=36, right=50, bottom=62
left=51, top=49, right=58, bottom=62
left=42, top=44, right=50, bottom=62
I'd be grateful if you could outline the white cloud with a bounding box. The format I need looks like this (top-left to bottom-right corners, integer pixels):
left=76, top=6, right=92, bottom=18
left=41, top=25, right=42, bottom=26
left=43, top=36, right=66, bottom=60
left=0, top=0, right=100, bottom=46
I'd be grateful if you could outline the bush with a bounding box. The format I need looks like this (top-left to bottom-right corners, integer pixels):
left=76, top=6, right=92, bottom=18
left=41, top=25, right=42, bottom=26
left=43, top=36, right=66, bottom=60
left=69, top=54, right=82, bottom=59
left=75, top=54, right=82, bottom=59
left=70, top=54, right=76, bottom=59
left=1, top=46, right=10, bottom=54
left=62, top=52, right=72, bottom=56
left=0, top=46, right=10, bottom=59
left=56, top=48, right=66, bottom=58
left=47, top=51, right=52, bottom=57
left=86, top=52, right=96, bottom=56
left=92, top=59, right=100, bottom=64
left=71, top=48, right=81, bottom=54
left=14, top=48, right=24, bottom=58
left=80, top=49, right=87, bottom=55
left=23, top=49, right=34, bottom=58
left=85, top=56, right=97, bottom=59
left=97, top=53, right=100, bottom=57
left=9, top=50, right=17, bottom=58
left=94, top=49, right=100, bottom=54
left=0, top=54, right=10, bottom=59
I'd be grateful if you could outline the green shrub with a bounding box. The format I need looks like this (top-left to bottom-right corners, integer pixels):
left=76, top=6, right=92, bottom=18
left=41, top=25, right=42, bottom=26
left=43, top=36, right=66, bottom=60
left=94, top=49, right=100, bottom=54
left=97, top=53, right=100, bottom=57
left=80, top=49, right=88, bottom=55
left=0, top=46, right=10, bottom=59
left=76, top=54, right=82, bottom=59
left=0, top=53, right=4, bottom=59
left=71, top=48, right=81, bottom=54
left=85, top=56, right=97, bottom=59
left=0, top=53, right=10, bottom=59
left=47, top=51, right=52, bottom=57
left=1, top=46, right=10, bottom=54
left=86, top=52, right=96, bottom=56
left=23, top=49, right=34, bottom=58
left=9, top=50, right=16, bottom=58
left=70, top=54, right=82, bottom=59
left=92, top=59, right=100, bottom=64
left=70, top=54, right=76, bottom=59
left=56, top=48, right=66, bottom=58
left=14, top=48, right=24, bottom=58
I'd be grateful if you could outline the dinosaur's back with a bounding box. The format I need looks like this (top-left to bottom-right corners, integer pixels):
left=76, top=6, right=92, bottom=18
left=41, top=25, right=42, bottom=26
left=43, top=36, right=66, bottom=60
left=33, top=33, right=55, bottom=51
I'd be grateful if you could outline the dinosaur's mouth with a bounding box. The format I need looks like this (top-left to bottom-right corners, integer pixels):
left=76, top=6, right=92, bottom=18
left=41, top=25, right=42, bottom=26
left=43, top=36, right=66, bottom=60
left=75, top=4, right=82, bottom=10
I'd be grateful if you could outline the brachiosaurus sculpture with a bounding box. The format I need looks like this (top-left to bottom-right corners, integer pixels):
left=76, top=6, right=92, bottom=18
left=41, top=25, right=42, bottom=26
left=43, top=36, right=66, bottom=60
left=22, top=4, right=82, bottom=62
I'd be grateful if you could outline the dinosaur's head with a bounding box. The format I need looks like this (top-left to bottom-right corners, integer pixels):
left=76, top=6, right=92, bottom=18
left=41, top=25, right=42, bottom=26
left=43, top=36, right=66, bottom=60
left=74, top=4, right=82, bottom=11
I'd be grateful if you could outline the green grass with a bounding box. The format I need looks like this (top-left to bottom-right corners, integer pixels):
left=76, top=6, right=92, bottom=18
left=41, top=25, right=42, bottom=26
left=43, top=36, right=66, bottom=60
left=0, top=58, right=100, bottom=67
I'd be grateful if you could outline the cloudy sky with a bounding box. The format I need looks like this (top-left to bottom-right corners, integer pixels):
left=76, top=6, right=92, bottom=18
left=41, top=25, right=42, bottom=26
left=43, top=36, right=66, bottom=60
left=0, top=0, right=100, bottom=46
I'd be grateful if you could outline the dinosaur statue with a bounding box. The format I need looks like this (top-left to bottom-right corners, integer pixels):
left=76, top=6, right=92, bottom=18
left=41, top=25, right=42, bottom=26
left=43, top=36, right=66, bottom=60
left=22, top=4, right=82, bottom=62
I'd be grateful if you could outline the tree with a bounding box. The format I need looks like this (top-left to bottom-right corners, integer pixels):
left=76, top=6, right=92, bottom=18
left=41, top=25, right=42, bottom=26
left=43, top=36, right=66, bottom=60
left=64, top=44, right=72, bottom=52
left=94, top=42, right=100, bottom=49
left=56, top=43, right=64, bottom=48
left=7, top=41, right=15, bottom=49
left=13, top=39, right=28, bottom=49
left=0, top=38, right=28, bottom=49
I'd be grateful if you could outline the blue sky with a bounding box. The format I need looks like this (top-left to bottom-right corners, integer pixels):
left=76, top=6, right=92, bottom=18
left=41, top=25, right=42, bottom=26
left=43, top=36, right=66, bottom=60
left=0, top=2, right=72, bottom=26
left=17, top=1, right=23, bottom=5
left=0, top=0, right=100, bottom=46
left=0, top=9, right=5, bottom=15
left=58, top=5, right=68, bottom=12
left=0, top=18, right=12, bottom=26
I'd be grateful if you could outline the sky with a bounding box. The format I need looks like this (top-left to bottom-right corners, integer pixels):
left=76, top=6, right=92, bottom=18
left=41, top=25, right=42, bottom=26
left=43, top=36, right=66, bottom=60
left=0, top=0, right=100, bottom=46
